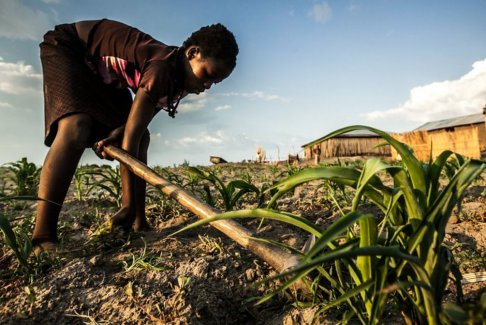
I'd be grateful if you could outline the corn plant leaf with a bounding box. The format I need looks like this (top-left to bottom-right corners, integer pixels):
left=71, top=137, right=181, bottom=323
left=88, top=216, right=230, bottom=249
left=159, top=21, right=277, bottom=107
left=407, top=159, right=485, bottom=261
left=0, top=195, right=37, bottom=202
left=305, top=211, right=371, bottom=261
left=370, top=258, right=390, bottom=323
left=288, top=246, right=424, bottom=282
left=20, top=232, right=33, bottom=258
left=246, top=236, right=305, bottom=256
left=413, top=159, right=485, bottom=278
left=345, top=213, right=378, bottom=312
left=169, top=208, right=323, bottom=237
left=318, top=125, right=427, bottom=204
left=379, top=188, right=404, bottom=236
left=389, top=167, right=424, bottom=228
left=357, top=215, right=377, bottom=315
left=259, top=245, right=428, bottom=310
left=0, top=213, right=19, bottom=250
left=227, top=180, right=259, bottom=210
left=90, top=183, right=117, bottom=197
left=257, top=245, right=355, bottom=305
left=267, top=166, right=360, bottom=207
left=267, top=166, right=389, bottom=211
left=0, top=213, right=29, bottom=269
left=186, top=166, right=223, bottom=188
left=319, top=279, right=374, bottom=312
left=426, top=150, right=454, bottom=204
left=202, top=185, right=215, bottom=207
left=352, top=158, right=393, bottom=211
left=429, top=246, right=452, bottom=304
left=441, top=302, right=468, bottom=324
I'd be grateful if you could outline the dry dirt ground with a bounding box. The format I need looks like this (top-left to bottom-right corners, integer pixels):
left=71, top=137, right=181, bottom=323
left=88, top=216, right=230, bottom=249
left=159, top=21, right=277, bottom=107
left=0, top=162, right=485, bottom=324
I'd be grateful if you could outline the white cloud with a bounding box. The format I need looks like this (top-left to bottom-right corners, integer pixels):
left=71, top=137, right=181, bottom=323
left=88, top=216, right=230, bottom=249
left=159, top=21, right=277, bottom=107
left=0, top=101, right=13, bottom=108
left=0, top=59, right=42, bottom=95
left=308, top=2, right=332, bottom=24
left=363, top=58, right=486, bottom=124
left=0, top=0, right=54, bottom=40
left=175, top=130, right=225, bottom=147
left=178, top=93, right=235, bottom=113
left=215, top=105, right=231, bottom=111
left=177, top=92, right=209, bottom=112
left=221, top=91, right=292, bottom=103
left=41, top=0, right=62, bottom=3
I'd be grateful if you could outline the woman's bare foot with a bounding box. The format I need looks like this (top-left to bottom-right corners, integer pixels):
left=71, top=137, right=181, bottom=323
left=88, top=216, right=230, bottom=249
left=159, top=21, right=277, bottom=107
left=110, top=206, right=135, bottom=233
left=32, top=238, right=58, bottom=257
left=133, top=217, right=152, bottom=232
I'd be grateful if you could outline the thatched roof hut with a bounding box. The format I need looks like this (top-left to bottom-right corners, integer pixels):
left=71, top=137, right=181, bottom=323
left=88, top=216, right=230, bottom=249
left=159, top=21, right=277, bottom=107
left=302, top=129, right=391, bottom=162
left=392, top=112, right=486, bottom=161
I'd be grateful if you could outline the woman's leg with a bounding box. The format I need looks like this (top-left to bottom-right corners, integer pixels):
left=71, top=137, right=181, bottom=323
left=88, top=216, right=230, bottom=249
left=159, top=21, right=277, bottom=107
left=110, top=130, right=151, bottom=232
left=32, top=113, right=93, bottom=247
left=133, top=130, right=151, bottom=231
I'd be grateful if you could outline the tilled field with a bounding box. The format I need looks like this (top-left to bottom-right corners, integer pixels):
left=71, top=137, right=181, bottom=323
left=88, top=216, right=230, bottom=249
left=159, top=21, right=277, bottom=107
left=1, top=162, right=485, bottom=324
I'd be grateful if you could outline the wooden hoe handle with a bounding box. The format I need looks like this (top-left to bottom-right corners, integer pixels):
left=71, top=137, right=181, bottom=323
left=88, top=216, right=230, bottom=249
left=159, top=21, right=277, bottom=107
left=103, top=145, right=301, bottom=274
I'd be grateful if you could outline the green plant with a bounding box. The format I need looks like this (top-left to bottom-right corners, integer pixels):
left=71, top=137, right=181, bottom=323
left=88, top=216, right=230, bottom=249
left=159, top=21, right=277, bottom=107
left=283, top=162, right=301, bottom=177
left=86, top=165, right=122, bottom=207
left=5, top=158, right=41, bottom=196
left=0, top=212, right=32, bottom=274
left=268, top=163, right=279, bottom=176
left=441, top=291, right=486, bottom=325
left=153, top=166, right=184, bottom=186
left=317, top=180, right=351, bottom=215
left=0, top=196, right=59, bottom=280
left=174, top=125, right=485, bottom=324
left=186, top=166, right=260, bottom=211
left=66, top=310, right=109, bottom=324
left=73, top=165, right=95, bottom=201
left=182, top=169, right=202, bottom=193
left=83, top=220, right=130, bottom=253
left=256, top=181, right=278, bottom=208
left=198, top=234, right=224, bottom=255
left=122, top=238, right=167, bottom=272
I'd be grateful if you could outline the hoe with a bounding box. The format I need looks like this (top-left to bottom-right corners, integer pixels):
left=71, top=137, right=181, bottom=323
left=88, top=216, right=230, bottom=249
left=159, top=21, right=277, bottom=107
left=103, top=145, right=302, bottom=275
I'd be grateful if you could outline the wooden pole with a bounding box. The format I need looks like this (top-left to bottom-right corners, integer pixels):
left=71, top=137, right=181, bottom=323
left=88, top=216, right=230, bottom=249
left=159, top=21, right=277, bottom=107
left=103, top=145, right=301, bottom=273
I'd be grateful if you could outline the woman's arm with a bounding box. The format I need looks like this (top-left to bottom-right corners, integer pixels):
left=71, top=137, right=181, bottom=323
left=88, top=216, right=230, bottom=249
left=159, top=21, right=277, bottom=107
left=122, top=90, right=155, bottom=156
left=92, top=90, right=155, bottom=160
left=93, top=125, right=125, bottom=160
left=118, top=90, right=155, bottom=212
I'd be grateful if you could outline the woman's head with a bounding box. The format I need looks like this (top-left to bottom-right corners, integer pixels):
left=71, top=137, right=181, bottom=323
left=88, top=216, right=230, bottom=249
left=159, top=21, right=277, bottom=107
left=182, top=24, right=238, bottom=94
left=183, top=23, right=238, bottom=70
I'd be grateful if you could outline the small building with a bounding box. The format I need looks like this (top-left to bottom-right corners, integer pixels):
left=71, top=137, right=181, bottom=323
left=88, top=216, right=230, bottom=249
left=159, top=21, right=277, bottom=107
left=302, top=129, right=391, bottom=163
left=392, top=112, right=486, bottom=161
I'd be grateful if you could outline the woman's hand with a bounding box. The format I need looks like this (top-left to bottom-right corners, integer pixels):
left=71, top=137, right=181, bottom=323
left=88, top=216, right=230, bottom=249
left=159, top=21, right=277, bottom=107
left=92, top=125, right=125, bottom=160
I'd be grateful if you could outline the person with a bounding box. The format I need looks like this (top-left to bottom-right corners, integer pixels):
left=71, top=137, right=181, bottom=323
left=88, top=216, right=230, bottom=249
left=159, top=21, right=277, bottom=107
left=32, top=19, right=239, bottom=254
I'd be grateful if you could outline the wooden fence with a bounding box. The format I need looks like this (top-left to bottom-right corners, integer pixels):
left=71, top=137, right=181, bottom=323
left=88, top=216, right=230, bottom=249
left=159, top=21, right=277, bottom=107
left=391, top=124, right=486, bottom=161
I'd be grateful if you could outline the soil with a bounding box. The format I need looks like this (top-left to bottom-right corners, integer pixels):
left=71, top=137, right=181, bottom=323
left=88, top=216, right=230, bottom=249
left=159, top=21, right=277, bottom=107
left=0, top=162, right=485, bottom=324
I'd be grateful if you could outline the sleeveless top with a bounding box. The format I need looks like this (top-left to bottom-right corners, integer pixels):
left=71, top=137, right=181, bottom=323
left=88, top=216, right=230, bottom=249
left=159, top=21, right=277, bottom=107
left=84, top=19, right=187, bottom=117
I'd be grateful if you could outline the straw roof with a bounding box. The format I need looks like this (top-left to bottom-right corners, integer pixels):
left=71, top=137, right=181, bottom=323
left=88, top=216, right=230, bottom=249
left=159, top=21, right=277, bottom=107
left=301, top=129, right=386, bottom=148
left=414, top=113, right=484, bottom=132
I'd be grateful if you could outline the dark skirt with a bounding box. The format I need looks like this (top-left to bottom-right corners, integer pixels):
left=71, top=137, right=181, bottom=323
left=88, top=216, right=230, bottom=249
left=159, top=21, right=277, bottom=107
left=40, top=23, right=133, bottom=147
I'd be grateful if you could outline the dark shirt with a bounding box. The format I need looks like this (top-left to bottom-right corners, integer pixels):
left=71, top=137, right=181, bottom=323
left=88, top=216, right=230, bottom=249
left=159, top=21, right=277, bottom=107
left=84, top=19, right=186, bottom=111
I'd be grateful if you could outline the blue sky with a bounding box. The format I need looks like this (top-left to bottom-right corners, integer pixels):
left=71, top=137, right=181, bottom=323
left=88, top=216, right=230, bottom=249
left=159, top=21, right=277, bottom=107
left=1, top=0, right=485, bottom=166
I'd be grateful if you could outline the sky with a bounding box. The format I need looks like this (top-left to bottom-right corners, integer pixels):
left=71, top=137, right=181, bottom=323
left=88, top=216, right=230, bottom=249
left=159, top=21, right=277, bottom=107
left=0, top=0, right=485, bottom=167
